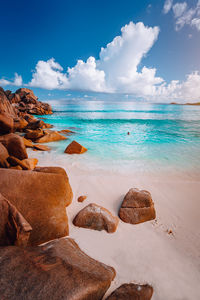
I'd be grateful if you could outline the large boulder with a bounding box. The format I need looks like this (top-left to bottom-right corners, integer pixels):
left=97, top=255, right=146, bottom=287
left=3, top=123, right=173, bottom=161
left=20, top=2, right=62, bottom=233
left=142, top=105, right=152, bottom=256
left=106, top=283, right=153, bottom=300
left=13, top=117, right=28, bottom=131
left=0, top=167, right=73, bottom=245
left=0, top=237, right=116, bottom=300
left=0, top=113, right=14, bottom=134
left=24, top=128, right=45, bottom=141
left=73, top=203, right=119, bottom=233
left=0, top=133, right=28, bottom=160
left=0, top=88, right=17, bottom=117
left=0, top=142, right=9, bottom=168
left=65, top=140, right=87, bottom=154
left=35, top=131, right=66, bottom=143
left=0, top=193, right=32, bottom=247
left=119, top=188, right=156, bottom=225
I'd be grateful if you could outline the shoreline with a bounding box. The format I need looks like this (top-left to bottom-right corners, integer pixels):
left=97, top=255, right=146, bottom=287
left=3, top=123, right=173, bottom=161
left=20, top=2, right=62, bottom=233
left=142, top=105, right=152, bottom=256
left=30, top=149, right=200, bottom=300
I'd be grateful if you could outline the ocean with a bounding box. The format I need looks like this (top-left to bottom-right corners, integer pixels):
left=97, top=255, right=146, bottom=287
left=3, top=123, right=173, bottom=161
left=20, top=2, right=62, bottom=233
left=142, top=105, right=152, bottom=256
left=37, top=100, right=200, bottom=173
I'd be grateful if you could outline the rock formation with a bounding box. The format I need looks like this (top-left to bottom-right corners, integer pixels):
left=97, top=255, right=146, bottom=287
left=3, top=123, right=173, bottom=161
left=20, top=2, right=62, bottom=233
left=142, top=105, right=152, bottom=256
left=119, top=188, right=156, bottom=224
left=106, top=283, right=153, bottom=300
left=65, top=140, right=87, bottom=154
left=0, top=237, right=116, bottom=300
left=73, top=203, right=119, bottom=233
left=0, top=167, right=73, bottom=245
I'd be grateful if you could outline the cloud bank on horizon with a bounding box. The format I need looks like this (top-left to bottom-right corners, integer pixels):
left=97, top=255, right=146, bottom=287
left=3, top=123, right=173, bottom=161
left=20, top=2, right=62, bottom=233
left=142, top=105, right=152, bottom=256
left=0, top=19, right=200, bottom=102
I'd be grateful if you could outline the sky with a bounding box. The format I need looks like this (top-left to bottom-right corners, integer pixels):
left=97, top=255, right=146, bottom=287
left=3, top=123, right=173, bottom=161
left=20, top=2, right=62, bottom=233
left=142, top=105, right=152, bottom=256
left=0, top=0, right=200, bottom=103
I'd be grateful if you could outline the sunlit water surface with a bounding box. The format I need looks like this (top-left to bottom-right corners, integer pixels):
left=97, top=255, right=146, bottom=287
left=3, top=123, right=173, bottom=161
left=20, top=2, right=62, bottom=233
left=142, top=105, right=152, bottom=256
left=36, top=100, right=200, bottom=173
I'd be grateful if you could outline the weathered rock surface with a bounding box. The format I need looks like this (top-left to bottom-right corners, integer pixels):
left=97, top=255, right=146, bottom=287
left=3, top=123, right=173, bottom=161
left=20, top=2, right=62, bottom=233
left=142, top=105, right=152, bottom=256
left=36, top=131, right=66, bottom=143
left=73, top=203, right=119, bottom=233
left=0, top=237, right=116, bottom=300
left=8, top=157, right=38, bottom=170
left=119, top=188, right=156, bottom=224
left=59, top=129, right=74, bottom=135
left=0, top=133, right=28, bottom=160
left=65, top=140, right=87, bottom=154
left=0, top=87, right=17, bottom=117
left=0, top=167, right=73, bottom=245
left=14, top=117, right=28, bottom=131
left=0, top=113, right=14, bottom=134
left=106, top=283, right=153, bottom=300
left=0, top=142, right=9, bottom=167
left=0, top=193, right=32, bottom=247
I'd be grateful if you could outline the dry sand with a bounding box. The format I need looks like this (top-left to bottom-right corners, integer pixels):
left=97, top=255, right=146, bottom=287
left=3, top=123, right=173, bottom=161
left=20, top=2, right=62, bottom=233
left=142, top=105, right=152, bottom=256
left=30, top=150, right=200, bottom=300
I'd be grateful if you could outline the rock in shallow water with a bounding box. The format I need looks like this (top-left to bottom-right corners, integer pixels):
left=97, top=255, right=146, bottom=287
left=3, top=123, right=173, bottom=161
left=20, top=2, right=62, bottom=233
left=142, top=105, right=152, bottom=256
left=106, top=283, right=153, bottom=300
left=119, top=188, right=156, bottom=225
left=73, top=203, right=119, bottom=233
left=0, top=237, right=116, bottom=300
left=0, top=167, right=72, bottom=245
left=65, top=140, right=87, bottom=154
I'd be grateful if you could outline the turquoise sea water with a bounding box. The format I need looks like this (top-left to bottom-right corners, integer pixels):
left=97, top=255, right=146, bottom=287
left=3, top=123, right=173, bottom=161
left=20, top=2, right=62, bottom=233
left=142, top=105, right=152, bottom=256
left=38, top=100, right=200, bottom=172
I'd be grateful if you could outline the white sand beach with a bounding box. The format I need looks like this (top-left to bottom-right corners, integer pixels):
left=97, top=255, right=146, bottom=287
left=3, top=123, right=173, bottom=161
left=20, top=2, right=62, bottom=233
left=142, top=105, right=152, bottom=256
left=29, top=150, right=200, bottom=300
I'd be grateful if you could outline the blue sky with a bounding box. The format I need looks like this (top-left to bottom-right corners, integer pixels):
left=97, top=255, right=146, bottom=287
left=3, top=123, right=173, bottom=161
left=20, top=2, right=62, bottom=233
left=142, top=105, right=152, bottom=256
left=0, top=0, right=200, bottom=102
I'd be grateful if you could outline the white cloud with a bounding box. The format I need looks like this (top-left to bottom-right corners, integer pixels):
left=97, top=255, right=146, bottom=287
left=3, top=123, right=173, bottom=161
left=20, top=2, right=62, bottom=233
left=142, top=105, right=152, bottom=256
left=191, top=17, right=200, bottom=30
left=0, top=21, right=200, bottom=102
left=173, top=2, right=187, bottom=18
left=0, top=73, right=22, bottom=87
left=163, top=0, right=173, bottom=13
left=28, top=22, right=162, bottom=96
left=155, top=72, right=200, bottom=102
left=164, top=0, right=200, bottom=31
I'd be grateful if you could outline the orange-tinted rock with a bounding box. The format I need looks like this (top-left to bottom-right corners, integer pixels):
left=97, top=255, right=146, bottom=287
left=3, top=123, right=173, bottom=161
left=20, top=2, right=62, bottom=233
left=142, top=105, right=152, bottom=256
left=23, top=137, right=34, bottom=148
left=10, top=165, right=22, bottom=170
left=34, top=144, right=51, bottom=151
left=0, top=167, right=73, bottom=245
left=73, top=203, right=119, bottom=233
left=106, top=283, right=153, bottom=300
left=15, top=88, right=38, bottom=101
left=78, top=195, right=87, bottom=202
left=21, top=158, right=38, bottom=170
left=0, top=237, right=116, bottom=300
left=14, top=117, right=28, bottom=131
left=0, top=193, right=32, bottom=247
left=24, top=129, right=45, bottom=141
left=65, top=140, right=87, bottom=154
left=0, top=113, right=14, bottom=134
left=0, top=88, right=17, bottom=117
left=59, top=129, right=74, bottom=135
left=8, top=156, right=30, bottom=170
left=0, top=133, right=28, bottom=160
left=119, top=188, right=156, bottom=225
left=26, top=119, right=45, bottom=130
left=36, top=131, right=67, bottom=143
left=0, top=142, right=9, bottom=168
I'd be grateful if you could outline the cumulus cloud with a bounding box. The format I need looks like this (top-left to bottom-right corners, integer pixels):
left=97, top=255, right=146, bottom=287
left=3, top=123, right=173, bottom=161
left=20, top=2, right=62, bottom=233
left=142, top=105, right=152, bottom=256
left=0, top=73, right=22, bottom=87
left=28, top=22, right=162, bottom=96
left=156, top=72, right=200, bottom=102
left=163, top=0, right=173, bottom=13
left=0, top=21, right=200, bottom=102
left=172, top=2, right=187, bottom=18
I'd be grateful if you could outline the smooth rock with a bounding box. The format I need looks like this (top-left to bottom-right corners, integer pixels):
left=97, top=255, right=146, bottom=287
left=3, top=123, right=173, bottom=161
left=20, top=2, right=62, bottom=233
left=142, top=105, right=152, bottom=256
left=23, top=137, right=34, bottom=148
left=24, top=129, right=45, bottom=141
left=65, top=140, right=87, bottom=154
left=73, top=203, right=119, bottom=233
left=119, top=188, right=156, bottom=224
left=0, top=142, right=9, bottom=168
left=0, top=113, right=14, bottom=134
left=0, top=193, right=32, bottom=247
left=106, top=283, right=153, bottom=300
left=0, top=237, right=116, bottom=300
left=34, top=144, right=51, bottom=151
left=78, top=195, right=87, bottom=202
left=0, top=133, right=28, bottom=160
left=0, top=167, right=73, bottom=245
left=36, top=131, right=66, bottom=143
